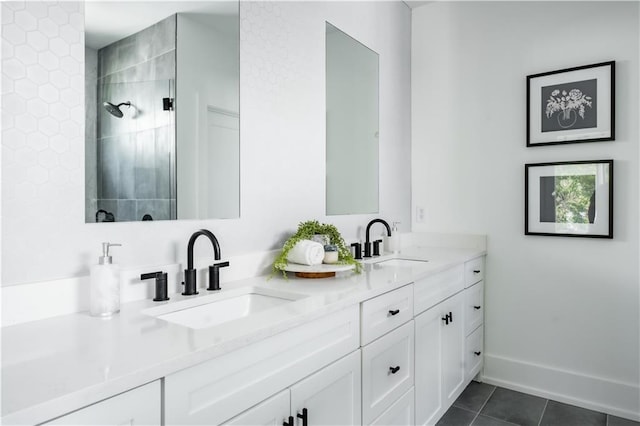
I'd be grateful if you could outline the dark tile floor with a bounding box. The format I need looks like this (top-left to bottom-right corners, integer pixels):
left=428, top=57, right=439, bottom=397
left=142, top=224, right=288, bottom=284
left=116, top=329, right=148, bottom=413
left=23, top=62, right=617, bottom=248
left=436, top=381, right=640, bottom=426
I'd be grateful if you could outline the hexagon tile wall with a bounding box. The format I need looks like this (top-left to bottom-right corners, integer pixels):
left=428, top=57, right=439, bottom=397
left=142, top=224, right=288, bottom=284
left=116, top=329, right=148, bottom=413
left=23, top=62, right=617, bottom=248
left=2, top=1, right=85, bottom=285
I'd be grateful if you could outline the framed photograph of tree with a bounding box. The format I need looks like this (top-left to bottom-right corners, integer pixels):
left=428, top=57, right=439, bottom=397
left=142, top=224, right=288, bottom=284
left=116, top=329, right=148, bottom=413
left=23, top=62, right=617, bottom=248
left=525, top=160, right=613, bottom=238
left=527, top=61, right=615, bottom=146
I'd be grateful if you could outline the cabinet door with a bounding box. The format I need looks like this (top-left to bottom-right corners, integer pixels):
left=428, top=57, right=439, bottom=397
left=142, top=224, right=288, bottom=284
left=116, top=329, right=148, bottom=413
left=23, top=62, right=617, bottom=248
left=414, top=303, right=444, bottom=426
left=226, top=389, right=290, bottom=426
left=290, top=350, right=361, bottom=426
left=441, top=291, right=465, bottom=406
left=44, top=381, right=160, bottom=425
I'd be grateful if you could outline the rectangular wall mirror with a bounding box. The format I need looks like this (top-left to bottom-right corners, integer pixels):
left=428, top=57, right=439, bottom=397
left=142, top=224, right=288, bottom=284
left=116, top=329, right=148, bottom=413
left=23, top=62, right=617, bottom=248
left=85, top=1, right=239, bottom=223
left=325, top=22, right=379, bottom=215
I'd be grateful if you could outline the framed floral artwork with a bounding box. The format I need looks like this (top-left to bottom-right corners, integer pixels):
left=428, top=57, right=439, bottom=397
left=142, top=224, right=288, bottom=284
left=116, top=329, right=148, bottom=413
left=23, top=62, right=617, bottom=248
left=526, top=61, right=615, bottom=146
left=525, top=160, right=613, bottom=238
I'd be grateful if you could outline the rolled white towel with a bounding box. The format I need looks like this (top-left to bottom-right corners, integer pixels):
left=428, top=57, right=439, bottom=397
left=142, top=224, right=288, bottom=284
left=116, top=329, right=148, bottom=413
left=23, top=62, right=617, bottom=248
left=287, top=240, right=325, bottom=266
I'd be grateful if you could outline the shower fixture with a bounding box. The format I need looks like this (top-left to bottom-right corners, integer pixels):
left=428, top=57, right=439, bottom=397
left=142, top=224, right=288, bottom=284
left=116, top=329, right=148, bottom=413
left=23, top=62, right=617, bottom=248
left=103, top=101, right=131, bottom=118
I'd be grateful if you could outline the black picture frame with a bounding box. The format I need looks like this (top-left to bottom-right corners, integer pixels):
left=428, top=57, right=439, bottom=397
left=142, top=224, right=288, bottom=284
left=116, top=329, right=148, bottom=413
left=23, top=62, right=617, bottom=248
left=527, top=61, right=615, bottom=147
left=525, top=160, right=613, bottom=238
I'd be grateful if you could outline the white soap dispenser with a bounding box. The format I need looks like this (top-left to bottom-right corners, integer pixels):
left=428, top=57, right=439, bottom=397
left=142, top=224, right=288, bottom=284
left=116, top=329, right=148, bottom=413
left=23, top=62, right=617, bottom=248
left=90, top=242, right=122, bottom=317
left=385, top=222, right=401, bottom=254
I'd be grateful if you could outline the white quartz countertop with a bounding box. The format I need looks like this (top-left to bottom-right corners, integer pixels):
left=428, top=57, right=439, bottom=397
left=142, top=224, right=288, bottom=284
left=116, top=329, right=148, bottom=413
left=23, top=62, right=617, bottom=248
left=1, top=246, right=485, bottom=425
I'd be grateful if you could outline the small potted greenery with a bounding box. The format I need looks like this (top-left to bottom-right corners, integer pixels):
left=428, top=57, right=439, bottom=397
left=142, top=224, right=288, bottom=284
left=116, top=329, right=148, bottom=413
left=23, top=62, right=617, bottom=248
left=273, top=220, right=362, bottom=278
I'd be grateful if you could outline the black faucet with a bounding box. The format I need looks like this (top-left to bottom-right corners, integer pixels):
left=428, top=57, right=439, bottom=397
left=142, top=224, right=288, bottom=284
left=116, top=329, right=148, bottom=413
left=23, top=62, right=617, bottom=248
left=182, top=229, right=229, bottom=295
left=364, top=219, right=392, bottom=258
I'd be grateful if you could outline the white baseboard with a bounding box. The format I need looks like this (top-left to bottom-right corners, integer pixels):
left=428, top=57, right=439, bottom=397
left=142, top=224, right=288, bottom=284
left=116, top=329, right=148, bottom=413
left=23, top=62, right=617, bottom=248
left=483, top=354, right=640, bottom=422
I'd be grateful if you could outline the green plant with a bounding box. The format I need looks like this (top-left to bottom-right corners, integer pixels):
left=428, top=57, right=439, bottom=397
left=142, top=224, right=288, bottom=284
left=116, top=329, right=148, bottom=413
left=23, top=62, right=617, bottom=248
left=272, top=220, right=362, bottom=278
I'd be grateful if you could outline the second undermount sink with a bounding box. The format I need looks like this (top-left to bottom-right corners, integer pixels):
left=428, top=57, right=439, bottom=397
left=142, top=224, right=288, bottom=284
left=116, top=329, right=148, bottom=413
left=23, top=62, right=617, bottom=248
left=143, top=287, right=307, bottom=330
left=372, top=258, right=429, bottom=267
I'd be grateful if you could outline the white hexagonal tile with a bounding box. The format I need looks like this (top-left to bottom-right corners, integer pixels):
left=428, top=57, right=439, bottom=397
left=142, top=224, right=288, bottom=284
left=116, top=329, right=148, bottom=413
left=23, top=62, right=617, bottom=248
left=70, top=42, right=83, bottom=61
left=37, top=51, right=60, bottom=71
left=3, top=144, right=16, bottom=164
left=14, top=44, right=38, bottom=65
left=2, top=109, right=15, bottom=129
left=15, top=146, right=38, bottom=167
left=26, top=63, right=48, bottom=85
left=2, top=23, right=26, bottom=45
left=3, top=92, right=27, bottom=114
left=38, top=148, right=58, bottom=168
left=59, top=56, right=79, bottom=75
left=27, top=164, right=49, bottom=185
left=27, top=131, right=48, bottom=151
left=49, top=102, right=69, bottom=121
left=49, top=37, right=69, bottom=57
left=59, top=150, right=80, bottom=170
left=60, top=120, right=80, bottom=138
left=26, top=2, right=49, bottom=20
left=1, top=4, right=15, bottom=25
left=14, top=78, right=38, bottom=99
left=37, top=83, right=59, bottom=103
left=14, top=10, right=38, bottom=31
left=26, top=98, right=48, bottom=118
left=47, top=4, right=69, bottom=25
left=26, top=30, right=48, bottom=52
left=60, top=87, right=79, bottom=106
left=3, top=58, right=27, bottom=79
left=38, top=117, right=60, bottom=136
left=50, top=134, right=69, bottom=153
left=10, top=180, right=37, bottom=201
left=2, top=37, right=14, bottom=60
left=14, top=113, right=37, bottom=132
left=59, top=24, right=79, bottom=44
left=5, top=3, right=25, bottom=12
left=37, top=17, right=59, bottom=38
left=49, top=166, right=70, bottom=186
left=49, top=69, right=69, bottom=88
left=3, top=128, right=27, bottom=150
left=69, top=12, right=83, bottom=31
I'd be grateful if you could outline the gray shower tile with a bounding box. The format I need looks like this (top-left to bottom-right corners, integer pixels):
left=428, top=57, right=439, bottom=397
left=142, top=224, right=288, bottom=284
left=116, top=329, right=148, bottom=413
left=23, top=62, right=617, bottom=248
left=481, top=388, right=546, bottom=426
left=539, top=400, right=605, bottom=426
left=98, top=137, right=119, bottom=199
left=155, top=126, right=172, bottom=199
left=436, top=406, right=476, bottom=426
left=96, top=199, right=117, bottom=222
left=115, top=133, right=135, bottom=200
left=136, top=199, right=170, bottom=221
left=608, top=415, right=640, bottom=426
left=134, top=129, right=157, bottom=199
left=116, top=199, right=136, bottom=222
left=152, top=50, right=176, bottom=81
left=454, top=381, right=496, bottom=413
left=471, top=415, right=517, bottom=426
left=150, top=15, right=176, bottom=58
left=116, top=34, right=140, bottom=72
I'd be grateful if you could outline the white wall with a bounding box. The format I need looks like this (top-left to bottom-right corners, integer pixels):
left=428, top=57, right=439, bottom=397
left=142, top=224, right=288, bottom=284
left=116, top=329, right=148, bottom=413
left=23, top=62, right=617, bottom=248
left=412, top=1, right=639, bottom=420
left=1, top=2, right=411, bottom=288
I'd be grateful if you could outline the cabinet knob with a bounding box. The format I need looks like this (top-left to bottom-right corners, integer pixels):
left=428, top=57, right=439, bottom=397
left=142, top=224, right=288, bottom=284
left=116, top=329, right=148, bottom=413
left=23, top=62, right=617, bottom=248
left=389, top=366, right=401, bottom=374
left=388, top=309, right=400, bottom=316
left=473, top=305, right=482, bottom=310
left=474, top=351, right=482, bottom=356
left=283, top=416, right=294, bottom=426
left=473, top=269, right=481, bottom=274
left=297, top=408, right=308, bottom=426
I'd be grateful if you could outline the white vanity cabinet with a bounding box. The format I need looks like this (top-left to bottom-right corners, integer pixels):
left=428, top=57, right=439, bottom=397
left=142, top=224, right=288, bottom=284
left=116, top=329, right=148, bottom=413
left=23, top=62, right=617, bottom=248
left=164, top=305, right=360, bottom=425
left=414, top=266, right=467, bottom=426
left=227, top=350, right=362, bottom=426
left=360, top=285, right=415, bottom=425
left=43, top=381, right=161, bottom=425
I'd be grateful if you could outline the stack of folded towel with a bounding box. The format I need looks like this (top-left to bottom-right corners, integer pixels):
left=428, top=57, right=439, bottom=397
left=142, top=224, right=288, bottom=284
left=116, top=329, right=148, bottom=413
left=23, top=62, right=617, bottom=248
left=287, top=240, right=325, bottom=266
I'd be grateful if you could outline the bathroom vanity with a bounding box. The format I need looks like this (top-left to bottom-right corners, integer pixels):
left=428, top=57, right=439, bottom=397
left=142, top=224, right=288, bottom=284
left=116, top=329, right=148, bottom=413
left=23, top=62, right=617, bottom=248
left=1, top=246, right=485, bottom=425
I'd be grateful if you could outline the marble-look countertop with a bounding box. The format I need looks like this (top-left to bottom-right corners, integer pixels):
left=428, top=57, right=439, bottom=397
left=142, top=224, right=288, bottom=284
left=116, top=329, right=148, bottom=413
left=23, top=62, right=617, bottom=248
left=1, top=246, right=485, bottom=425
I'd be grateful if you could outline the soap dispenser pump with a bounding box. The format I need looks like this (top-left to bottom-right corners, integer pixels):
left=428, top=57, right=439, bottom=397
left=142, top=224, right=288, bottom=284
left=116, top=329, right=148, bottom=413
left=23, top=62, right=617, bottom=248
left=90, top=242, right=122, bottom=317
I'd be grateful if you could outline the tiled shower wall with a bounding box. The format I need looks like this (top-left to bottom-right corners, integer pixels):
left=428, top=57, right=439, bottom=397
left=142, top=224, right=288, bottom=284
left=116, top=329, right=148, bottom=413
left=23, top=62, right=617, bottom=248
left=88, top=14, right=176, bottom=222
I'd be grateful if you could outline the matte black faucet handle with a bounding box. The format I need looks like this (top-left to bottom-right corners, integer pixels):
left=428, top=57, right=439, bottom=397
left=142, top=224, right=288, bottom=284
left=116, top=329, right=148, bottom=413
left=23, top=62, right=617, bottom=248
left=363, top=241, right=372, bottom=258
left=141, top=271, right=169, bottom=302
left=373, top=239, right=383, bottom=256
left=350, top=242, right=362, bottom=260
left=208, top=261, right=230, bottom=291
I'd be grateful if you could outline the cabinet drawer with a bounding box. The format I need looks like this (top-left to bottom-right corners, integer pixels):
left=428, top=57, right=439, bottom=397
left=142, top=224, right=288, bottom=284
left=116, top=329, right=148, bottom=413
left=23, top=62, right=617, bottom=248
left=369, top=387, right=414, bottom=426
left=465, top=257, right=485, bottom=287
left=464, top=280, right=484, bottom=336
left=45, top=381, right=160, bottom=425
left=465, top=325, right=484, bottom=381
left=414, top=265, right=464, bottom=315
left=361, top=284, right=413, bottom=345
left=362, top=321, right=414, bottom=425
left=165, top=305, right=359, bottom=425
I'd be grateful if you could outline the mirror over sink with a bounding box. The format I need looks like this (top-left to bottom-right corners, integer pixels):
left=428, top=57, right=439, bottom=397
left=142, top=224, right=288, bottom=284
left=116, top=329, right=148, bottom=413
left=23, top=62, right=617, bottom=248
left=84, top=1, right=240, bottom=223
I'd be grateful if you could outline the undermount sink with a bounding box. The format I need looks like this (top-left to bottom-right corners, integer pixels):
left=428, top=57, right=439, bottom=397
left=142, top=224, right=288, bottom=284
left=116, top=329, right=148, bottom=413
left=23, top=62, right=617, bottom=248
left=143, top=286, right=307, bottom=330
left=372, top=258, right=429, bottom=267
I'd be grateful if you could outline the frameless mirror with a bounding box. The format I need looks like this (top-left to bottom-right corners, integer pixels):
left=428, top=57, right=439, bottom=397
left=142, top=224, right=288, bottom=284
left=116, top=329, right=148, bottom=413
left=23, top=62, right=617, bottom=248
left=84, top=1, right=239, bottom=223
left=325, top=22, right=379, bottom=215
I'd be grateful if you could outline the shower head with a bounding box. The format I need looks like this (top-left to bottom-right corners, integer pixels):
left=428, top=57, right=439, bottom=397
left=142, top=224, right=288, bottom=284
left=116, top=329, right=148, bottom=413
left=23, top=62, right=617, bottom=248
left=103, top=101, right=131, bottom=118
